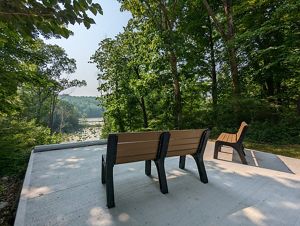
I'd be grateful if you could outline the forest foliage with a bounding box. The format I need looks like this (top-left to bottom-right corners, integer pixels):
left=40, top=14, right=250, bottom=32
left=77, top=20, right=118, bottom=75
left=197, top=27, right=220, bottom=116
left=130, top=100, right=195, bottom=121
left=0, top=0, right=300, bottom=175
left=91, top=0, right=300, bottom=144
left=0, top=0, right=103, bottom=177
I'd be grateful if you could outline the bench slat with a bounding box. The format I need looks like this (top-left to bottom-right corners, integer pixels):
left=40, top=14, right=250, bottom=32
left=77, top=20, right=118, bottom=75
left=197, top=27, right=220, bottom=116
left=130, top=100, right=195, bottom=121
left=168, top=137, right=200, bottom=146
left=228, top=134, right=233, bottom=143
left=117, top=131, right=161, bottom=142
left=168, top=143, right=198, bottom=152
left=116, top=153, right=157, bottom=164
left=223, top=133, right=229, bottom=142
left=117, top=141, right=158, bottom=157
left=237, top=122, right=248, bottom=141
left=233, top=134, right=237, bottom=142
left=218, top=133, right=237, bottom=143
left=217, top=133, right=224, bottom=140
left=169, top=129, right=204, bottom=139
left=114, top=132, right=162, bottom=164
left=167, top=149, right=197, bottom=157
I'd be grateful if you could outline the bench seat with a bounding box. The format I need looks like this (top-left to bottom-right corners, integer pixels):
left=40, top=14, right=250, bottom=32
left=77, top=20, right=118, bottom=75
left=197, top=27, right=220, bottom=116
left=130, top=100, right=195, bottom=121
left=217, top=132, right=237, bottom=143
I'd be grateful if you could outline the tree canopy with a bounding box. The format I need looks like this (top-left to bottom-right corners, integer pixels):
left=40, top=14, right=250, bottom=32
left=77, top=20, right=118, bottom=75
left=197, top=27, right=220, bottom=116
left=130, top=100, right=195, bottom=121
left=0, top=0, right=102, bottom=38
left=0, top=0, right=102, bottom=116
left=0, top=1, right=102, bottom=182
left=92, top=0, right=300, bottom=144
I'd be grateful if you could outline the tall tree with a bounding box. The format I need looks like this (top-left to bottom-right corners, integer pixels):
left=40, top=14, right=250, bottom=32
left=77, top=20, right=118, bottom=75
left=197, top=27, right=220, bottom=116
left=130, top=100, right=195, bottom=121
left=120, top=0, right=186, bottom=129
left=202, top=0, right=240, bottom=97
left=0, top=0, right=102, bottom=116
left=20, top=41, right=86, bottom=133
left=235, top=0, right=300, bottom=108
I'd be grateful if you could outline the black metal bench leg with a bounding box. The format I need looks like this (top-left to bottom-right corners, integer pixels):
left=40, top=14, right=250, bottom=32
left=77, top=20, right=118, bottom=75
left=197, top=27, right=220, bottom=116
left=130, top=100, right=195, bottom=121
left=179, top=156, right=186, bottom=169
left=155, top=159, right=168, bottom=194
left=241, top=145, right=246, bottom=156
left=236, top=148, right=248, bottom=165
left=106, top=164, right=115, bottom=208
left=101, top=155, right=106, bottom=184
left=193, top=154, right=208, bottom=184
left=214, top=142, right=221, bottom=159
left=145, top=160, right=151, bottom=176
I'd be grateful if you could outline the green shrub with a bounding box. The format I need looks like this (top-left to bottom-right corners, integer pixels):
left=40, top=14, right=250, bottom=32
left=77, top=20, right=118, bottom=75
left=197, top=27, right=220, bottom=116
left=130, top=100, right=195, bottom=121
left=0, top=117, right=62, bottom=177
left=193, top=98, right=300, bottom=145
left=246, top=115, right=300, bottom=144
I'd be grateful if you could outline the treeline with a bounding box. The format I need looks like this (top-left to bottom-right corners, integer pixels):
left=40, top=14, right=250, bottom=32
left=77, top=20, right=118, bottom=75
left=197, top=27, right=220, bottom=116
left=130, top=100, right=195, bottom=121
left=0, top=1, right=103, bottom=177
left=60, top=95, right=104, bottom=118
left=91, top=0, right=300, bottom=144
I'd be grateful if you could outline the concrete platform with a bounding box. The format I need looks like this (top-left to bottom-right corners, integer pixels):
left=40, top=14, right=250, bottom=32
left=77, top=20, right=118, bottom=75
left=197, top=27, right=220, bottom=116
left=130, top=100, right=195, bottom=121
left=15, top=142, right=300, bottom=226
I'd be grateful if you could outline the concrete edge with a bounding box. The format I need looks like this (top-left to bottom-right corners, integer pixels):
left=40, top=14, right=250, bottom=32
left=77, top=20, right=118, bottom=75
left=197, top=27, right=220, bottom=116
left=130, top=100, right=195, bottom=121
left=33, top=139, right=107, bottom=153
left=14, top=150, right=35, bottom=226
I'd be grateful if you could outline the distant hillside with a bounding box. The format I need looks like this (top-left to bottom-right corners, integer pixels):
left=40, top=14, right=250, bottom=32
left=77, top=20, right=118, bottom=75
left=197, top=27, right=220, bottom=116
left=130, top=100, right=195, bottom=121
left=60, top=95, right=104, bottom=118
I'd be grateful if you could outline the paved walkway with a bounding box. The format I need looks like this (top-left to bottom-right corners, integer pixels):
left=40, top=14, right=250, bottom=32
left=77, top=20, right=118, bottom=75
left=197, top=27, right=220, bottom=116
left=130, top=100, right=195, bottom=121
left=15, top=142, right=300, bottom=226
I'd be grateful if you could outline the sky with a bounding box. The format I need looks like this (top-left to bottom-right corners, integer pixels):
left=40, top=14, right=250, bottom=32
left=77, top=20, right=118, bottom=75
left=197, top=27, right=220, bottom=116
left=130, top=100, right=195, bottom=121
left=45, top=1, right=131, bottom=97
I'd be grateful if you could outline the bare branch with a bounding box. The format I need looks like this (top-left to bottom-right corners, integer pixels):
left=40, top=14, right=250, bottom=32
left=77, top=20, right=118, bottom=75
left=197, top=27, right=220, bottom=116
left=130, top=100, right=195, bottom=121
left=158, top=0, right=172, bottom=30
left=0, top=12, right=52, bottom=17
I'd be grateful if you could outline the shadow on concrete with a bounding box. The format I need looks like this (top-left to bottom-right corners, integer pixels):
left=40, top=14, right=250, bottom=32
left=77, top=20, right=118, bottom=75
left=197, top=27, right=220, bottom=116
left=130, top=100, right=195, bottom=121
left=217, top=146, right=293, bottom=174
left=94, top=158, right=300, bottom=226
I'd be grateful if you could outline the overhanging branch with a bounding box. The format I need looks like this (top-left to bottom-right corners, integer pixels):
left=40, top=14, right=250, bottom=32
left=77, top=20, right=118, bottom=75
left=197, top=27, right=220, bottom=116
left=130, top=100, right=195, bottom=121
left=202, top=0, right=227, bottom=41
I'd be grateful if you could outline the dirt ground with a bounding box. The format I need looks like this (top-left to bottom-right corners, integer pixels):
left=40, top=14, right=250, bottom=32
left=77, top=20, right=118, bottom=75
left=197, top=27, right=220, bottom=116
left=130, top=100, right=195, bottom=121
left=0, top=177, right=23, bottom=226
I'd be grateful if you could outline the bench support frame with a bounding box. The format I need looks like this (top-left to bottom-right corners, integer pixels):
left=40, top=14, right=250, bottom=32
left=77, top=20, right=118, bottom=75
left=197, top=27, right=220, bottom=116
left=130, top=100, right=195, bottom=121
left=214, top=141, right=247, bottom=164
left=144, top=132, right=170, bottom=194
left=102, top=132, right=170, bottom=208
left=178, top=129, right=210, bottom=183
left=101, top=134, right=118, bottom=208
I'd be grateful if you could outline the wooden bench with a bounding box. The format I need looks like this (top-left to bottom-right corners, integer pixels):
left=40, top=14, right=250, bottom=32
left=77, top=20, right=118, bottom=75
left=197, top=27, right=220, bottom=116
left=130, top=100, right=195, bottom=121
left=101, top=131, right=170, bottom=208
left=213, top=122, right=248, bottom=164
left=102, top=129, right=210, bottom=208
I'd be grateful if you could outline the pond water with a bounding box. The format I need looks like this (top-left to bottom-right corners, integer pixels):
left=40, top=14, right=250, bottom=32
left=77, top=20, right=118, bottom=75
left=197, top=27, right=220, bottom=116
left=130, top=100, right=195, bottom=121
left=65, top=118, right=103, bottom=142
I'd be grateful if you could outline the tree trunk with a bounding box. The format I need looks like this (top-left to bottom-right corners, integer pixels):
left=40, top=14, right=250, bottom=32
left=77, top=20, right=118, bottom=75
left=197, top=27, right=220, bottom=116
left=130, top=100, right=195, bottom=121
left=208, top=16, right=218, bottom=109
left=134, top=66, right=149, bottom=129
left=140, top=97, right=148, bottom=128
left=158, top=1, right=182, bottom=129
left=48, top=93, right=57, bottom=134
left=202, top=0, right=240, bottom=97
left=115, top=81, right=125, bottom=132
left=170, top=51, right=182, bottom=129
left=36, top=88, right=42, bottom=124
left=36, top=87, right=50, bottom=124
left=224, top=0, right=240, bottom=97
left=59, top=107, right=64, bottom=133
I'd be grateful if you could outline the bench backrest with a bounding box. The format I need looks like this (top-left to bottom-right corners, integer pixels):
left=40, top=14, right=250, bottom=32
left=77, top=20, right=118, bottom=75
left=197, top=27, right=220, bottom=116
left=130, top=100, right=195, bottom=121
left=167, top=129, right=208, bottom=157
left=236, top=121, right=248, bottom=142
left=107, top=131, right=169, bottom=164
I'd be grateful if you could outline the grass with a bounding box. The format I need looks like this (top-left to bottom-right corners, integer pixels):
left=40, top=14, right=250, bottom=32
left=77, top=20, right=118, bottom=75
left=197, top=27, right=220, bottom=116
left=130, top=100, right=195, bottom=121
left=245, top=142, right=300, bottom=159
